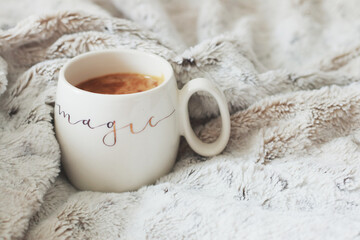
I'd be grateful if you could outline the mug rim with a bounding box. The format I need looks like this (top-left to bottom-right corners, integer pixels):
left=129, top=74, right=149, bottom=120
left=59, top=49, right=174, bottom=98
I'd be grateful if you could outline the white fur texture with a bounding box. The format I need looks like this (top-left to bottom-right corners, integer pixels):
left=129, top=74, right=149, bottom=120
left=1, top=0, right=360, bottom=239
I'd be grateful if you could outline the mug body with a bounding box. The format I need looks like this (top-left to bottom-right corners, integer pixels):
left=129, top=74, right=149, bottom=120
left=55, top=50, right=179, bottom=192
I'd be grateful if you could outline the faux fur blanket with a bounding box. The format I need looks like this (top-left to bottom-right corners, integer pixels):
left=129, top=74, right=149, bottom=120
left=1, top=0, right=360, bottom=239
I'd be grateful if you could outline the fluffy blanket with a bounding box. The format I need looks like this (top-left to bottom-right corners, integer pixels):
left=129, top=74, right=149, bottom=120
left=1, top=0, right=360, bottom=239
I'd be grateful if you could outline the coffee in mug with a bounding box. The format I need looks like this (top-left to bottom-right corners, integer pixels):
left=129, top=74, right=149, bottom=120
left=76, top=73, right=164, bottom=95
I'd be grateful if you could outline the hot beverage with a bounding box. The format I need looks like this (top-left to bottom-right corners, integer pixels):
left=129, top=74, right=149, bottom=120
left=76, top=73, right=163, bottom=94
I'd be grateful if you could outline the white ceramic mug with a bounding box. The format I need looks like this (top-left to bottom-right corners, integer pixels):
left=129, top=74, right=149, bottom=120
left=55, top=49, right=231, bottom=192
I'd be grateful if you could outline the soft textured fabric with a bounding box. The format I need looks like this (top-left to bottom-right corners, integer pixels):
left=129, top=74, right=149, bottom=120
left=1, top=0, right=360, bottom=239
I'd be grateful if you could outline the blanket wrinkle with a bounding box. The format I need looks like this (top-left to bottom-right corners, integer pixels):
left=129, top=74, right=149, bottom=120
left=110, top=0, right=186, bottom=52
left=0, top=56, right=7, bottom=95
left=1, top=0, right=360, bottom=239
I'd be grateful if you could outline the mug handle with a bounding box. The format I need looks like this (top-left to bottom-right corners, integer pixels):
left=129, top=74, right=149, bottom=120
left=178, top=78, right=231, bottom=157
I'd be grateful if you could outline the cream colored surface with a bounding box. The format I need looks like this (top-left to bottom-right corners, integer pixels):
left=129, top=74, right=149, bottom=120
left=1, top=0, right=360, bottom=239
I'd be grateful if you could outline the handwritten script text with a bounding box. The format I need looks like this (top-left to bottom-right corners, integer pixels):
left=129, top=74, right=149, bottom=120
left=56, top=104, right=175, bottom=146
